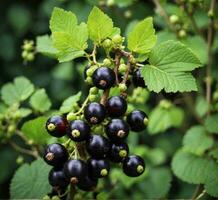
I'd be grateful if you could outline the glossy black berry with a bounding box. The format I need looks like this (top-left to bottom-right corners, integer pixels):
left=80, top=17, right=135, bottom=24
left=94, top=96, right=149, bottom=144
left=106, top=96, right=127, bottom=117
left=43, top=143, right=68, bottom=167
left=122, top=155, right=145, bottom=177
left=46, top=115, right=68, bottom=137
left=132, top=69, right=145, bottom=88
left=48, top=168, right=69, bottom=189
left=63, top=159, right=88, bottom=184
left=126, top=110, right=148, bottom=132
left=88, top=158, right=110, bottom=178
left=86, top=135, right=110, bottom=159
left=84, top=102, right=106, bottom=124
left=68, top=120, right=90, bottom=142
left=92, top=67, right=116, bottom=89
left=109, top=142, right=129, bottom=163
left=106, top=119, right=129, bottom=142
left=77, top=176, right=98, bottom=191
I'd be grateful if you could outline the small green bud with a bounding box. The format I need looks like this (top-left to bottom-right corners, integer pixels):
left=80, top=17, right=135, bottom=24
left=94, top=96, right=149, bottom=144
left=22, top=51, right=28, bottom=58
left=112, top=34, right=123, bottom=45
left=27, top=139, right=34, bottom=145
left=178, top=29, right=186, bottom=38
left=86, top=65, right=97, bottom=77
left=119, top=64, right=127, bottom=73
left=85, top=77, right=93, bottom=85
left=103, top=58, right=112, bottom=66
left=89, top=94, right=97, bottom=102
left=124, top=10, right=132, bottom=18
left=67, top=113, right=77, bottom=121
left=16, top=156, right=24, bottom=165
left=42, top=195, right=51, bottom=200
left=169, top=15, right=179, bottom=24
left=107, top=0, right=115, bottom=6
left=51, top=195, right=60, bottom=200
left=129, top=55, right=136, bottom=64
left=159, top=100, right=172, bottom=109
left=119, top=83, right=127, bottom=92
left=102, top=39, right=112, bottom=49
left=89, top=87, right=98, bottom=95
left=26, top=53, right=35, bottom=61
left=8, top=125, right=16, bottom=134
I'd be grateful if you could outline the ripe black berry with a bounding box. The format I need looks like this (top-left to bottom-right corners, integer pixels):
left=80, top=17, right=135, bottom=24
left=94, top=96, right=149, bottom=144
left=122, top=155, right=145, bottom=177
left=43, top=143, right=68, bottom=167
left=106, top=96, right=127, bottom=117
left=68, top=120, right=90, bottom=142
left=92, top=67, right=116, bottom=89
left=48, top=168, right=69, bottom=189
left=126, top=110, right=148, bottom=132
left=63, top=159, right=88, bottom=184
left=106, top=119, right=129, bottom=142
left=132, top=69, right=145, bottom=88
left=109, top=142, right=129, bottom=163
left=87, top=158, right=110, bottom=178
left=77, top=176, right=98, bottom=191
left=84, top=102, right=106, bottom=124
left=86, top=135, right=110, bottom=159
left=46, top=115, right=68, bottom=137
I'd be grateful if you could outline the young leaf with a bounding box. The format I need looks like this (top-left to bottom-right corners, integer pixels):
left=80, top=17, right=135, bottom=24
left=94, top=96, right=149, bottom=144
left=87, top=6, right=114, bottom=44
left=10, top=158, right=51, bottom=199
left=30, top=89, right=51, bottom=112
left=205, top=114, right=218, bottom=134
left=128, top=17, right=157, bottom=54
left=141, top=40, right=201, bottom=93
left=183, top=126, right=213, bottom=156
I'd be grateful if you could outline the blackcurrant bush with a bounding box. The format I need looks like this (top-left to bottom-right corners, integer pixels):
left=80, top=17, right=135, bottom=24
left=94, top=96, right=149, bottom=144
left=106, top=96, right=127, bottom=117
left=77, top=176, right=98, bottom=191
left=63, top=159, right=88, bottom=184
left=68, top=120, right=90, bottom=142
left=122, top=155, right=145, bottom=177
left=88, top=158, right=110, bottom=178
left=84, top=102, right=106, bottom=124
left=46, top=115, right=68, bottom=138
left=92, top=67, right=115, bottom=90
left=126, top=110, right=148, bottom=132
left=132, top=69, right=145, bottom=88
left=43, top=143, right=68, bottom=167
left=48, top=168, right=69, bottom=189
left=86, top=135, right=110, bottom=159
left=109, top=142, right=129, bottom=163
left=106, top=119, right=129, bottom=142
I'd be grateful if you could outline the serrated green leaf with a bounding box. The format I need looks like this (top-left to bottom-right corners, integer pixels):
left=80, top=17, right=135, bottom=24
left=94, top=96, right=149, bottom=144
left=30, top=89, right=51, bottom=112
left=1, top=76, right=34, bottom=105
left=10, top=158, right=52, bottom=199
left=141, top=40, right=201, bottom=93
left=205, top=167, right=218, bottom=197
left=209, top=148, right=218, bottom=161
left=128, top=17, right=157, bottom=54
left=87, top=7, right=114, bottom=43
left=205, top=114, right=218, bottom=134
left=21, top=117, right=51, bottom=144
left=183, top=126, right=213, bottom=155
left=60, top=92, right=82, bottom=113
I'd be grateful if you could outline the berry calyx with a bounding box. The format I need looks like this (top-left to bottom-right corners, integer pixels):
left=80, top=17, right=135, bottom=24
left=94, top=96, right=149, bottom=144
left=106, top=119, right=129, bottom=142
left=122, top=155, right=145, bottom=177
left=109, top=142, right=129, bottom=163
left=92, top=67, right=116, bottom=90
left=132, top=69, right=145, bottom=88
left=86, top=135, right=110, bottom=159
left=84, top=102, right=106, bottom=124
left=46, top=115, right=68, bottom=138
left=68, top=120, right=90, bottom=142
left=106, top=96, right=127, bottom=117
left=43, top=143, right=68, bottom=167
left=126, top=110, right=148, bottom=132
left=77, top=176, right=98, bottom=191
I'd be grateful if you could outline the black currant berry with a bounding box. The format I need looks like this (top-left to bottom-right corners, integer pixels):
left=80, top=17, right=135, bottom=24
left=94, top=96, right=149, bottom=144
left=43, top=143, right=68, bottom=167
left=132, top=69, right=145, bottom=88
left=84, top=102, right=106, bottom=124
left=106, top=96, right=127, bottom=117
left=87, top=158, right=110, bottom=178
left=86, top=135, right=110, bottom=159
left=48, top=168, right=69, bottom=189
left=92, top=67, right=116, bottom=89
left=122, top=155, right=145, bottom=177
left=46, top=115, right=68, bottom=137
left=109, top=142, right=129, bottom=163
left=106, top=119, right=129, bottom=142
left=68, top=120, right=90, bottom=142
left=126, top=110, right=148, bottom=132
left=63, top=159, right=88, bottom=184
left=77, top=176, right=98, bottom=191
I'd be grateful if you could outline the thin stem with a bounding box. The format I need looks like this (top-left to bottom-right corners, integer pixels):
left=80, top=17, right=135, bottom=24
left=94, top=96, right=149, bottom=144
left=195, top=189, right=206, bottom=200
left=100, top=89, right=110, bottom=105
left=74, top=95, right=90, bottom=115
left=92, top=44, right=97, bottom=64
left=114, top=52, right=121, bottom=85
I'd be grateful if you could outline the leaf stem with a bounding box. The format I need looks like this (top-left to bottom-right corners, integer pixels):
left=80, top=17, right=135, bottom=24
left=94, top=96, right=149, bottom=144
left=74, top=95, right=90, bottom=115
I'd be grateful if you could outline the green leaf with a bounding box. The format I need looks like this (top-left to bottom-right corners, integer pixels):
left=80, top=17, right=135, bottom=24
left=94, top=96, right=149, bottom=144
left=21, top=117, right=51, bottom=144
left=18, top=108, right=32, bottom=117
left=209, top=148, right=218, bottom=161
left=60, top=92, right=82, bottom=113
left=183, top=126, right=213, bottom=156
left=128, top=17, right=157, bottom=54
left=52, top=62, right=73, bottom=81
left=141, top=40, right=201, bottom=93
left=195, top=96, right=209, bottom=117
left=10, top=158, right=52, bottom=199
left=205, top=167, right=218, bottom=197
left=30, top=89, right=51, bottom=112
left=87, top=6, right=114, bottom=43
left=205, top=114, right=218, bottom=134
left=36, top=35, right=58, bottom=57
left=1, top=76, right=34, bottom=105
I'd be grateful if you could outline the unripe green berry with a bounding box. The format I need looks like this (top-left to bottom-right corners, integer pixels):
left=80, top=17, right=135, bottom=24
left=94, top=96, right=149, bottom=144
left=178, top=29, right=186, bottom=38
left=26, top=53, right=35, bottom=61
left=102, top=39, right=112, bottom=49
left=85, top=77, right=93, bottom=85
left=119, top=64, right=127, bottom=73
left=16, top=156, right=24, bottom=165
left=119, top=83, right=127, bottom=92
left=51, top=196, right=60, bottom=200
left=89, top=87, right=98, bottom=95
left=22, top=51, right=28, bottom=59
left=89, top=94, right=97, bottom=102
left=112, top=34, right=123, bottom=45
left=103, top=58, right=112, bottom=66
left=42, top=195, right=50, bottom=200
left=129, top=55, right=136, bottom=64
left=169, top=15, right=179, bottom=24
left=86, top=65, right=98, bottom=77
left=8, top=125, right=16, bottom=134
left=107, top=0, right=115, bottom=6
left=67, top=112, right=77, bottom=121
left=124, top=10, right=132, bottom=18
left=23, top=42, right=33, bottom=51
left=159, top=100, right=172, bottom=109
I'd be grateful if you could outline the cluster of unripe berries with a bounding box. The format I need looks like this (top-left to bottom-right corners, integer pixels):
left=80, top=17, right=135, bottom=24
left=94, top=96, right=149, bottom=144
left=21, top=40, right=35, bottom=62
